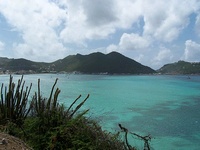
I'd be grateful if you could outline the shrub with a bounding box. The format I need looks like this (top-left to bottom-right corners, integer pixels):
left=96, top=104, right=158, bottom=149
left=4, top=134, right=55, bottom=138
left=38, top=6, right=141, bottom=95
left=0, top=75, right=134, bottom=150
left=0, top=75, right=32, bottom=126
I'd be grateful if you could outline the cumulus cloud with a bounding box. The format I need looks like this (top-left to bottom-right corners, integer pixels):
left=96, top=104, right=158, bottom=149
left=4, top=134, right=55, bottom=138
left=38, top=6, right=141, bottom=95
left=106, top=33, right=151, bottom=58
left=62, top=0, right=200, bottom=44
left=13, top=42, right=66, bottom=61
left=0, top=41, right=5, bottom=51
left=60, top=0, right=119, bottom=43
left=195, top=14, right=200, bottom=36
left=0, top=0, right=200, bottom=67
left=119, top=33, right=150, bottom=50
left=135, top=54, right=144, bottom=63
left=183, top=40, right=200, bottom=62
left=0, top=0, right=67, bottom=61
left=143, top=0, right=199, bottom=42
left=151, top=47, right=174, bottom=68
left=154, top=47, right=173, bottom=62
left=106, top=44, right=119, bottom=53
left=1, top=0, right=199, bottom=45
left=106, top=33, right=154, bottom=68
left=112, top=0, right=143, bottom=28
left=82, top=0, right=118, bottom=27
left=59, top=0, right=87, bottom=45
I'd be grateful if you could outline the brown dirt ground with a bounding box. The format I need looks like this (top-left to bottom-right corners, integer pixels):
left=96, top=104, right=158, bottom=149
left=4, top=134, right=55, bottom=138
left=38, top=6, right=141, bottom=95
left=0, top=132, right=32, bottom=150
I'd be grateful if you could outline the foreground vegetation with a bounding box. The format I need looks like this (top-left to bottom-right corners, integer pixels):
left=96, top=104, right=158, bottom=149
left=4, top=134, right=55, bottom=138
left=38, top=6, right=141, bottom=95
left=0, top=75, right=137, bottom=150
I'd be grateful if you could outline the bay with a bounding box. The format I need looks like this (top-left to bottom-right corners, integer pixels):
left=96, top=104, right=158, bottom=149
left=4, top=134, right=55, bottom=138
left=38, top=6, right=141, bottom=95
left=1, top=74, right=200, bottom=150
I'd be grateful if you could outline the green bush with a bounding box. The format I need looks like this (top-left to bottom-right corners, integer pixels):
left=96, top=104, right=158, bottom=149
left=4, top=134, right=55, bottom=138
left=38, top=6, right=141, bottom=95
left=0, top=75, right=133, bottom=150
left=0, top=75, right=32, bottom=126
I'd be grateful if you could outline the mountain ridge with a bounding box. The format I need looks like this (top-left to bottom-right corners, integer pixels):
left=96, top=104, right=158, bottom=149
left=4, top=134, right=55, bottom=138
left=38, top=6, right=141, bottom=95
left=0, top=52, right=156, bottom=74
left=158, top=60, right=200, bottom=74
left=53, top=51, right=156, bottom=74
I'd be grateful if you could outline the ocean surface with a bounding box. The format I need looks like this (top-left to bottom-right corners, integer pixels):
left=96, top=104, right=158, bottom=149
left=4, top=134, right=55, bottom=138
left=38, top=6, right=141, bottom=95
left=1, top=74, right=200, bottom=150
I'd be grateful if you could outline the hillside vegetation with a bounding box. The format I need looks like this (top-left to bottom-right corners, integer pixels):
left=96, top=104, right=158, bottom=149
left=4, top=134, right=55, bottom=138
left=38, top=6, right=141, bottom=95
left=158, top=61, right=200, bottom=74
left=0, top=52, right=155, bottom=74
left=53, top=52, right=155, bottom=74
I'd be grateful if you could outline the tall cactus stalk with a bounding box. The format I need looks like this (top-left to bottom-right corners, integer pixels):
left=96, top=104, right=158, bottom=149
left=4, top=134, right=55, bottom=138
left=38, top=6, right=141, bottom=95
left=0, top=75, right=32, bottom=126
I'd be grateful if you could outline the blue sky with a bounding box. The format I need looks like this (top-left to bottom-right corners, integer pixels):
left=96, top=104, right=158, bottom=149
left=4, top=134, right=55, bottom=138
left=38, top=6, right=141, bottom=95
left=0, top=0, right=200, bottom=69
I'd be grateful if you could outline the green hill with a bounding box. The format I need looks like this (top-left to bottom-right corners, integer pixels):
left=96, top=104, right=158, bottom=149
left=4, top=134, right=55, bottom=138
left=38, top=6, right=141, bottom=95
left=0, top=58, right=50, bottom=73
left=53, top=52, right=156, bottom=74
left=0, top=52, right=156, bottom=74
left=5, top=58, right=41, bottom=71
left=158, top=61, right=200, bottom=74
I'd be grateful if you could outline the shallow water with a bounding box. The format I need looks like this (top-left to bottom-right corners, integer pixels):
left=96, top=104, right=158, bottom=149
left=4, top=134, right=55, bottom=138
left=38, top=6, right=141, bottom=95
left=1, top=74, right=200, bottom=150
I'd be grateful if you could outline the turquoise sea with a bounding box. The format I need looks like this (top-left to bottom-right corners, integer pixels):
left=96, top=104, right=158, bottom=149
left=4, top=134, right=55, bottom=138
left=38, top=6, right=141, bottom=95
left=1, top=74, right=200, bottom=150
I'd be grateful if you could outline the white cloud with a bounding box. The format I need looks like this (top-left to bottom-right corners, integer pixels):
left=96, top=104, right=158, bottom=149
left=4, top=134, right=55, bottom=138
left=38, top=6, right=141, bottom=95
left=151, top=47, right=174, bottom=68
left=60, top=0, right=120, bottom=44
left=106, top=44, right=118, bottom=53
left=59, top=0, right=87, bottom=45
left=154, top=47, right=173, bottom=62
left=106, top=33, right=154, bottom=68
left=105, top=33, right=151, bottom=63
left=183, top=40, right=200, bottom=62
left=0, top=41, right=5, bottom=52
left=135, top=54, right=144, bottom=63
left=60, top=0, right=144, bottom=44
left=13, top=42, right=67, bottom=62
left=63, top=0, right=200, bottom=44
left=0, top=0, right=67, bottom=61
left=0, top=0, right=200, bottom=68
left=119, top=33, right=150, bottom=50
left=114, top=0, right=143, bottom=29
left=143, top=0, right=200, bottom=42
left=0, top=1, right=67, bottom=30
left=82, top=0, right=118, bottom=27
left=1, top=0, right=199, bottom=46
left=195, top=14, right=200, bottom=36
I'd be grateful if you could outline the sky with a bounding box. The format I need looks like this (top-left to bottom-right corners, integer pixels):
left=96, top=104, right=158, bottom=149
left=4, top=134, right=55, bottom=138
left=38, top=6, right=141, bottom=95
left=0, top=0, right=200, bottom=69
